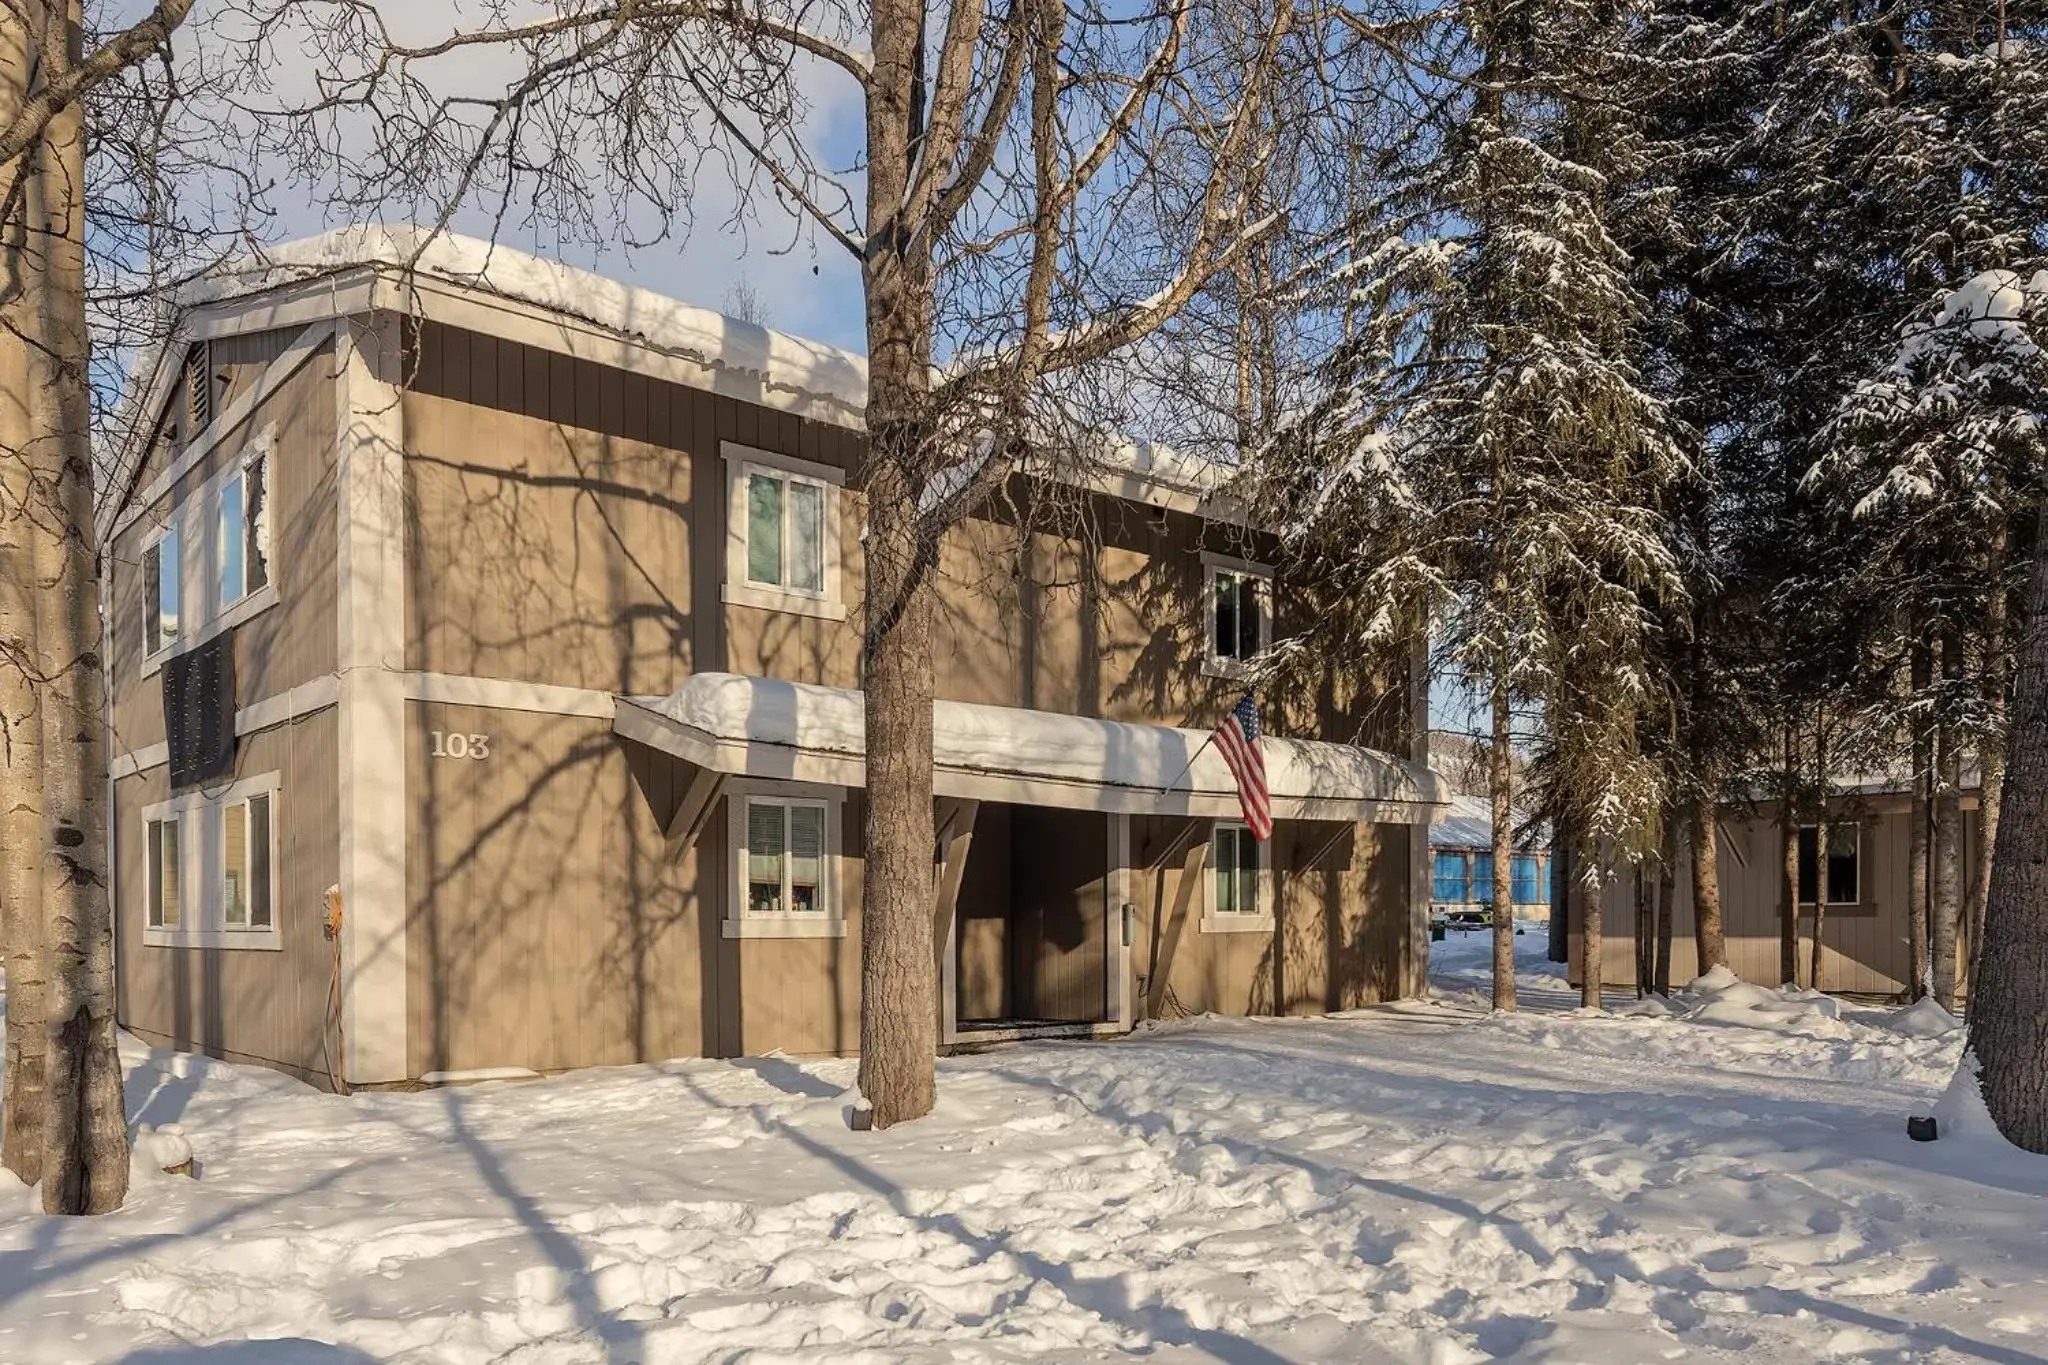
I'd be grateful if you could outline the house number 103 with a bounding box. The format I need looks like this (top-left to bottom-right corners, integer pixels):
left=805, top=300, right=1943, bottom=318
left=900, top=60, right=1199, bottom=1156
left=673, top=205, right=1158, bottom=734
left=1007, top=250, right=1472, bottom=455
left=429, top=730, right=492, bottom=760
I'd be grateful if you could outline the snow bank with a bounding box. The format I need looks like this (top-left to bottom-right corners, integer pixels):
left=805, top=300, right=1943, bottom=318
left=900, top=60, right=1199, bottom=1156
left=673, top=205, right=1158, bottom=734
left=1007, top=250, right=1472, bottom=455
left=1680, top=972, right=1843, bottom=1034
left=1888, top=996, right=1963, bottom=1039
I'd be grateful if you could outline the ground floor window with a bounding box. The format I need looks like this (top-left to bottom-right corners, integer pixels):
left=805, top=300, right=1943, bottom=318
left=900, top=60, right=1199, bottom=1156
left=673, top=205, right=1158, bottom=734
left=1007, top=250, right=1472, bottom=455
left=1797, top=824, right=1860, bottom=905
left=142, top=773, right=281, bottom=949
left=1205, top=821, right=1271, bottom=931
left=727, top=786, right=844, bottom=938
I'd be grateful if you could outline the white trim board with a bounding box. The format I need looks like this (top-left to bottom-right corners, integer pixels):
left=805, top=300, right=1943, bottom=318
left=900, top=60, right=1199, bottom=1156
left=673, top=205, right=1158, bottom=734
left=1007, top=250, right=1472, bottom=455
left=335, top=314, right=411, bottom=1086
left=110, top=676, right=340, bottom=779
left=402, top=672, right=618, bottom=719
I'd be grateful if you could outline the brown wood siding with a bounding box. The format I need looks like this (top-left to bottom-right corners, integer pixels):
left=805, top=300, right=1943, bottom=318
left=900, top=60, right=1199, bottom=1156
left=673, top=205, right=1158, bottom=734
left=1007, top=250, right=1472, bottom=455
left=401, top=319, right=1404, bottom=742
left=1574, top=796, right=1981, bottom=997
left=729, top=791, right=866, bottom=1058
left=1127, top=817, right=1411, bottom=1018
left=108, top=338, right=338, bottom=756
left=956, top=802, right=1015, bottom=1022
left=404, top=702, right=709, bottom=1076
left=124, top=328, right=309, bottom=521
left=112, top=708, right=341, bottom=1080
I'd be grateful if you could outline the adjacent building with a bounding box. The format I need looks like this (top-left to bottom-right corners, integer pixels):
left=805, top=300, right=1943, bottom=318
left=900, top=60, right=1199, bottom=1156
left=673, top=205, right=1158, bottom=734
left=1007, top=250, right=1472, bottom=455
left=99, top=227, right=1446, bottom=1089
left=1565, top=779, right=1983, bottom=997
left=1427, top=793, right=1554, bottom=922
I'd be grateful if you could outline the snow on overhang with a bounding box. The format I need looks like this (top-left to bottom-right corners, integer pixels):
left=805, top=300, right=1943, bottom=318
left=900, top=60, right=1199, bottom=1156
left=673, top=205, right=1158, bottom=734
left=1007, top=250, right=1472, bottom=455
left=614, top=672, right=1446, bottom=823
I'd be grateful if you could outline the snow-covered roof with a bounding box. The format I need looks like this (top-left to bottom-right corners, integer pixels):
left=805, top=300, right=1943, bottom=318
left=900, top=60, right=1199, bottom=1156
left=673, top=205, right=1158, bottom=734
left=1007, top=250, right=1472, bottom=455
left=185, top=225, right=875, bottom=425
left=614, top=672, right=1445, bottom=822
left=1427, top=792, right=1551, bottom=852
left=155, top=225, right=1231, bottom=509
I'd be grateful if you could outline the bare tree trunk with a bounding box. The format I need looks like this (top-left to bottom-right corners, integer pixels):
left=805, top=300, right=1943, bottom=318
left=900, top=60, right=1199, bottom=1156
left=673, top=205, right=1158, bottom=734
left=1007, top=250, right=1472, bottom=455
left=1655, top=814, right=1676, bottom=995
left=1580, top=846, right=1603, bottom=1010
left=1810, top=725, right=1829, bottom=993
left=0, top=5, right=46, bottom=1176
left=1489, top=675, right=1515, bottom=1011
left=1971, top=498, right=2048, bottom=1152
left=1932, top=632, right=1963, bottom=1014
left=1633, top=858, right=1651, bottom=997
left=1688, top=795, right=1724, bottom=977
left=1909, top=637, right=1932, bottom=999
left=27, top=6, right=128, bottom=1210
left=1970, top=519, right=2009, bottom=1004
left=854, top=0, right=939, bottom=1129
left=1779, top=725, right=1799, bottom=987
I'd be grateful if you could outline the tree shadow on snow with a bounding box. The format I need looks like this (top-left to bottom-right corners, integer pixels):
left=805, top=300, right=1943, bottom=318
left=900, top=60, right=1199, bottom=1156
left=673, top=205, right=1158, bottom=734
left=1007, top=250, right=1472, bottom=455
left=435, top=1087, right=646, bottom=1365
left=667, top=1071, right=1299, bottom=1365
left=732, top=1054, right=844, bottom=1100
left=117, top=1342, right=380, bottom=1364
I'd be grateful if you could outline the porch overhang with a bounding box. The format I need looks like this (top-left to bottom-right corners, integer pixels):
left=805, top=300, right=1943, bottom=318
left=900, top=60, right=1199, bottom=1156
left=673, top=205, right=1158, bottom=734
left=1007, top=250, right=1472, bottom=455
left=614, top=672, right=1447, bottom=824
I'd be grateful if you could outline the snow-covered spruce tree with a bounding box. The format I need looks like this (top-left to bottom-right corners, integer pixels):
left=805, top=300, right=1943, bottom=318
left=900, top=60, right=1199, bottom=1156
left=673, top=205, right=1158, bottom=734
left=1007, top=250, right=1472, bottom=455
left=1818, top=268, right=2046, bottom=1142
left=1259, top=0, right=1686, bottom=1011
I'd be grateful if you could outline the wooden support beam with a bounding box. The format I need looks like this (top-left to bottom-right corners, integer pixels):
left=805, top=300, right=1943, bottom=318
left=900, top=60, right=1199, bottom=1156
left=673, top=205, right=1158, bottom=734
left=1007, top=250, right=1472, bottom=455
left=1144, top=835, right=1210, bottom=1023
left=1139, top=815, right=1206, bottom=872
left=932, top=799, right=979, bottom=1039
left=663, top=765, right=727, bottom=860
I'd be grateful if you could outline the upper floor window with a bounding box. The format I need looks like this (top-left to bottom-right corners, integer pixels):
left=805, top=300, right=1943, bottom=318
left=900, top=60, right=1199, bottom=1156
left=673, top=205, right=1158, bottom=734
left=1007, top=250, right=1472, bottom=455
left=140, top=431, right=276, bottom=676
left=144, top=773, right=281, bottom=950
left=1797, top=824, right=1859, bottom=905
left=746, top=468, right=826, bottom=594
left=219, top=451, right=271, bottom=607
left=143, top=525, right=181, bottom=659
left=722, top=442, right=845, bottom=621
left=1202, top=552, right=1272, bottom=678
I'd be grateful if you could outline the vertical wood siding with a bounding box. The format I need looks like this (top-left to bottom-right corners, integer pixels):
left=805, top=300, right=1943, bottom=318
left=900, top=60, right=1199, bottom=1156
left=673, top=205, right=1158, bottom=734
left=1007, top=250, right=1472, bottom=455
left=1573, top=795, right=1979, bottom=997
left=113, top=709, right=341, bottom=1082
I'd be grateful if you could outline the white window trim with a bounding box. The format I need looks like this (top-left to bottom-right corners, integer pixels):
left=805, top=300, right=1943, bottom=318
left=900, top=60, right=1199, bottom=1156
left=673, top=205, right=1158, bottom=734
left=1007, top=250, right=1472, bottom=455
left=721, top=441, right=846, bottom=621
left=141, top=771, right=283, bottom=950
left=1202, top=820, right=1275, bottom=934
left=1800, top=822, right=1863, bottom=906
left=140, top=427, right=281, bottom=680
left=1200, top=551, right=1274, bottom=681
left=140, top=521, right=182, bottom=667
left=725, top=780, right=846, bottom=938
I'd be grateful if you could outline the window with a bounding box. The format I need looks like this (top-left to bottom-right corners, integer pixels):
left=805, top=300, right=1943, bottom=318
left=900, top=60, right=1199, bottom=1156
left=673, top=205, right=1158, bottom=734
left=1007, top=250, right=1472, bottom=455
left=147, top=816, right=181, bottom=929
left=728, top=788, right=843, bottom=937
left=746, top=798, right=826, bottom=914
left=1205, top=822, right=1271, bottom=931
left=218, top=451, right=270, bottom=608
left=723, top=444, right=844, bottom=619
left=222, top=794, right=273, bottom=929
left=1797, top=824, right=1860, bottom=905
left=1202, top=553, right=1273, bottom=676
left=1432, top=850, right=1468, bottom=902
left=744, top=470, right=826, bottom=594
left=1511, top=855, right=1543, bottom=905
left=143, top=526, right=181, bottom=658
left=138, top=430, right=279, bottom=677
left=142, top=777, right=280, bottom=948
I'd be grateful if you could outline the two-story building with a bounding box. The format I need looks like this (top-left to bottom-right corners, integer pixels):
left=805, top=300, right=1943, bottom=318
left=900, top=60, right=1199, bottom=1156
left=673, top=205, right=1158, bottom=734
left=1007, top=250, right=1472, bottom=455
left=97, top=226, right=1445, bottom=1090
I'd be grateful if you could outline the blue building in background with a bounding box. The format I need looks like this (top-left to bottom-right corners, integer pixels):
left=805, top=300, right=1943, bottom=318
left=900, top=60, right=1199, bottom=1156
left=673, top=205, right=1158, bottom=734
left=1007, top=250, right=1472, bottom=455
left=1428, top=793, right=1553, bottom=923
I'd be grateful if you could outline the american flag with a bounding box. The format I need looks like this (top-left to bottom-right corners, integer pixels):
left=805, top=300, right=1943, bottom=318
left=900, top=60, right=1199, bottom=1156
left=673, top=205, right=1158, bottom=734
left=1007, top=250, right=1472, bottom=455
left=1214, top=689, right=1271, bottom=841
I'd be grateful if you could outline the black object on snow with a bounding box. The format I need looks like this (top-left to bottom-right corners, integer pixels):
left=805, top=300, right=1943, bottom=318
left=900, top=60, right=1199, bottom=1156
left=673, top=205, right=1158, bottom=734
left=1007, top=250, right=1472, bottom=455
left=1906, top=1116, right=1939, bottom=1142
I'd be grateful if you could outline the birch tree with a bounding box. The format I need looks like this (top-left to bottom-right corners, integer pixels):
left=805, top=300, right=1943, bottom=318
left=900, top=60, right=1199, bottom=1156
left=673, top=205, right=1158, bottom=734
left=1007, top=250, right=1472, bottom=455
left=230, top=0, right=1304, bottom=1127
left=2, top=0, right=218, bottom=1212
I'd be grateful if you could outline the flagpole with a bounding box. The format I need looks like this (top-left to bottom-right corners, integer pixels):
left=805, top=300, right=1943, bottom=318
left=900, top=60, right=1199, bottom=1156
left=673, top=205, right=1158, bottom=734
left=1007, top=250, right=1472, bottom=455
left=1157, top=732, right=1217, bottom=798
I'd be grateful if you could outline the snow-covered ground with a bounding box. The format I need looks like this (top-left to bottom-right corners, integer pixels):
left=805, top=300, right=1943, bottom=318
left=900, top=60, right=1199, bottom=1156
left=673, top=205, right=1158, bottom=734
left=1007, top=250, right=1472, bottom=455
left=2, top=936, right=2044, bottom=1364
